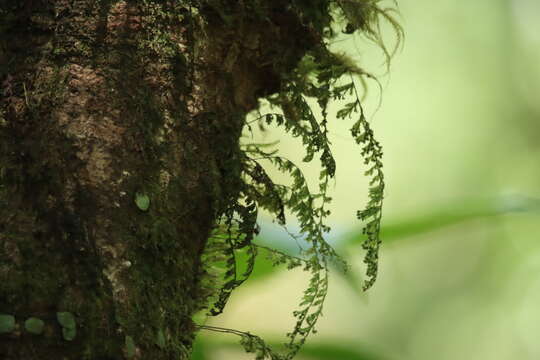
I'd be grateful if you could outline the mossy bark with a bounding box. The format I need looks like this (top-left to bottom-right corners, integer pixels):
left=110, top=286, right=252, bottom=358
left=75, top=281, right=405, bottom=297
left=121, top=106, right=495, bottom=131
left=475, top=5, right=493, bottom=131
left=0, top=1, right=317, bottom=359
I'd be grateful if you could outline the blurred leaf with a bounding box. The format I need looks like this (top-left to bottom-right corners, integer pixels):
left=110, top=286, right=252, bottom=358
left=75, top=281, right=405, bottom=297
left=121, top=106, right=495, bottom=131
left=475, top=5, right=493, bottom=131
left=341, top=195, right=540, bottom=248
left=379, top=203, right=493, bottom=243
left=24, top=317, right=45, bottom=335
left=192, top=337, right=388, bottom=360
left=297, top=342, right=389, bottom=360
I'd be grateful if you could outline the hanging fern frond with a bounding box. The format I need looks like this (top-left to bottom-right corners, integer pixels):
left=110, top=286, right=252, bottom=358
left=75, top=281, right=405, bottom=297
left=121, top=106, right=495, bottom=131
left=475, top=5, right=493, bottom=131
left=335, top=76, right=385, bottom=290
left=195, top=0, right=402, bottom=358
left=206, top=198, right=260, bottom=316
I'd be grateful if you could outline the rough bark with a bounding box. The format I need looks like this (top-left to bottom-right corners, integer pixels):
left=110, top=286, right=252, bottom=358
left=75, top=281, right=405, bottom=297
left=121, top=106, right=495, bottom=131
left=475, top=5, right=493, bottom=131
left=0, top=1, right=316, bottom=359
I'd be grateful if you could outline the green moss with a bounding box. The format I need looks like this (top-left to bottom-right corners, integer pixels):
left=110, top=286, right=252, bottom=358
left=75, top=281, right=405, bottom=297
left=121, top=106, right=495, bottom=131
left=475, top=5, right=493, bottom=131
left=56, top=312, right=76, bottom=329
left=56, top=312, right=77, bottom=341
left=135, top=193, right=151, bottom=211
left=62, top=327, right=76, bottom=341
left=24, top=317, right=45, bottom=335
left=0, top=314, right=15, bottom=333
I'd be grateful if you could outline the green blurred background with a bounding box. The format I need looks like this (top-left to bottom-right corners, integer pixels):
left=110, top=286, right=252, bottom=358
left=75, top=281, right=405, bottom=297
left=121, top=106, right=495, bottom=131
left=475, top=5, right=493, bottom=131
left=194, top=0, right=540, bottom=359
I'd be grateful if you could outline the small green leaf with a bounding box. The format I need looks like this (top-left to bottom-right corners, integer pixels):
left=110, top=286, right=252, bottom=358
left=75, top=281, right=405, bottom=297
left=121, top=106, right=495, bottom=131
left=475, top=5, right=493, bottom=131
left=135, top=193, right=150, bottom=211
left=156, top=329, right=166, bottom=349
left=62, top=326, right=76, bottom=341
left=0, top=314, right=15, bottom=333
left=125, top=335, right=136, bottom=358
left=56, top=312, right=76, bottom=329
left=24, top=317, right=45, bottom=335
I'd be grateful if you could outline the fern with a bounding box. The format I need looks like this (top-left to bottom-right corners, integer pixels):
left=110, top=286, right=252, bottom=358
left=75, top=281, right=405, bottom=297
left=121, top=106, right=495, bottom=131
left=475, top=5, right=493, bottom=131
left=336, top=76, right=385, bottom=290
left=205, top=199, right=259, bottom=316
left=194, top=0, right=402, bottom=358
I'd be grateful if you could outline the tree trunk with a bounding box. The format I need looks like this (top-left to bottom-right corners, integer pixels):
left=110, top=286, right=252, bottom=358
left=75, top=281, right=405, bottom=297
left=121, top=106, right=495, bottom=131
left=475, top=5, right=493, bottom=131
left=0, top=1, right=313, bottom=358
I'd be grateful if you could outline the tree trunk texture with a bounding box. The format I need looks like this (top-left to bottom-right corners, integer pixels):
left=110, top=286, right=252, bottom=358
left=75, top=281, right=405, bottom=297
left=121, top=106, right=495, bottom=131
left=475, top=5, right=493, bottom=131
left=0, top=1, right=314, bottom=359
